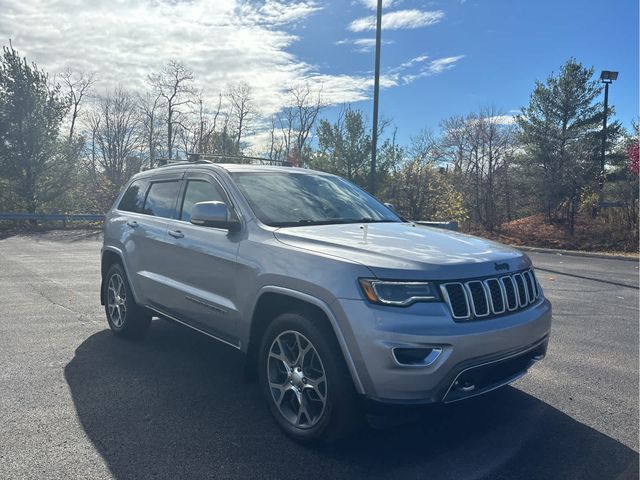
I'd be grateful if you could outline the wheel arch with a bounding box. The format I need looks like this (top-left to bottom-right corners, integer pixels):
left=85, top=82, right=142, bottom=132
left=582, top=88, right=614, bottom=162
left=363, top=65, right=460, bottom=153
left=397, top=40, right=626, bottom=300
left=100, top=247, right=140, bottom=305
left=245, top=286, right=365, bottom=394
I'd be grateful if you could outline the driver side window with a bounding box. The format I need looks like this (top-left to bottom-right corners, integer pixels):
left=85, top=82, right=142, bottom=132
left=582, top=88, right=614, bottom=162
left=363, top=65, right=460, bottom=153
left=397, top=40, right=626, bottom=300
left=180, top=180, right=226, bottom=223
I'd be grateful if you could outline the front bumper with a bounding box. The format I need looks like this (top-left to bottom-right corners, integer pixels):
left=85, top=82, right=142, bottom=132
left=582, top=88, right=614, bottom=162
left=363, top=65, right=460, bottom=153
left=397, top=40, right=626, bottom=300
left=332, top=296, right=552, bottom=404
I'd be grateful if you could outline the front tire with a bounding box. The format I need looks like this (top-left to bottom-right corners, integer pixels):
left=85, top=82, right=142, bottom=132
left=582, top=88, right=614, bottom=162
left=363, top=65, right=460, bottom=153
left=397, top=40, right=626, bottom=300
left=258, top=312, right=362, bottom=443
left=104, top=263, right=151, bottom=339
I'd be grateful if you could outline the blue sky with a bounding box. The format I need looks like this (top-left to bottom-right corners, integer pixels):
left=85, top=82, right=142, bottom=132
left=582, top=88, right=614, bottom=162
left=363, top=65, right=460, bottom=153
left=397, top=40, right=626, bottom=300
left=1, top=0, right=637, bottom=149
left=293, top=0, right=639, bottom=143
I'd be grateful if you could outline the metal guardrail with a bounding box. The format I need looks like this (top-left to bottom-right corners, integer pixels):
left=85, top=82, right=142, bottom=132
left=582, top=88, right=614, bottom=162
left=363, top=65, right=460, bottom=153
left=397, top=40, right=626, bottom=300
left=414, top=221, right=459, bottom=231
left=0, top=213, right=105, bottom=222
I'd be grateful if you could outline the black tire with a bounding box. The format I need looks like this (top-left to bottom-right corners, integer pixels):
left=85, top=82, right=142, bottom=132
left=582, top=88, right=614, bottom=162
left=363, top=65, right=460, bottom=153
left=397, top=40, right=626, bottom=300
left=104, top=263, right=151, bottom=339
left=258, top=311, right=362, bottom=444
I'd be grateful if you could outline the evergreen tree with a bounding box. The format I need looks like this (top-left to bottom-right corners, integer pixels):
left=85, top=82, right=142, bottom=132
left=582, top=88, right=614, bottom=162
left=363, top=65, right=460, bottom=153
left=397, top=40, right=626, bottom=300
left=516, top=58, right=619, bottom=234
left=0, top=45, right=72, bottom=212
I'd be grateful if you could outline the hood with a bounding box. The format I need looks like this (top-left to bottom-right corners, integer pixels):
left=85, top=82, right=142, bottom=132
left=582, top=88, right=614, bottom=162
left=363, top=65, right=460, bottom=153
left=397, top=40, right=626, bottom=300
left=274, top=222, right=530, bottom=280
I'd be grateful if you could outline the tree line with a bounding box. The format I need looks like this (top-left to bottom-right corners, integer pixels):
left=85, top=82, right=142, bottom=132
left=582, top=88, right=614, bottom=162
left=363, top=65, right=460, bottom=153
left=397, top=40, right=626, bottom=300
left=0, top=43, right=637, bottom=240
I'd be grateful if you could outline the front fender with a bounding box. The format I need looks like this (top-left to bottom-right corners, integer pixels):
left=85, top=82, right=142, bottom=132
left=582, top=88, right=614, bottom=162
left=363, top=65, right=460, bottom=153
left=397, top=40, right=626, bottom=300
left=250, top=285, right=365, bottom=394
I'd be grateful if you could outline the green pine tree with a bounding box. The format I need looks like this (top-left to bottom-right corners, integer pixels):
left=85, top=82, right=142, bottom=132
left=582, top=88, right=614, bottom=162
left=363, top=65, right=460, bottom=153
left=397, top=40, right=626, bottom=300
left=0, top=44, right=72, bottom=213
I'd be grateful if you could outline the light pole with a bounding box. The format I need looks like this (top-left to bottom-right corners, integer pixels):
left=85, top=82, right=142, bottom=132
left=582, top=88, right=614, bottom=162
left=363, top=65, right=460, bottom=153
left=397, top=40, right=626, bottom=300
left=369, top=0, right=383, bottom=195
left=599, top=70, right=618, bottom=190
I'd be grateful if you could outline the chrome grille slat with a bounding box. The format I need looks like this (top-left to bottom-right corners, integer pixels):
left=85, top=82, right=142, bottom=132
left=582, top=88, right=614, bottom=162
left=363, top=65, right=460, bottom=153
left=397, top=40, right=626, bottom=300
left=530, top=270, right=539, bottom=298
left=484, top=278, right=505, bottom=314
left=523, top=271, right=536, bottom=304
left=441, top=269, right=541, bottom=321
left=465, top=281, right=490, bottom=317
left=440, top=282, right=470, bottom=319
left=500, top=275, right=518, bottom=311
left=513, top=273, right=528, bottom=307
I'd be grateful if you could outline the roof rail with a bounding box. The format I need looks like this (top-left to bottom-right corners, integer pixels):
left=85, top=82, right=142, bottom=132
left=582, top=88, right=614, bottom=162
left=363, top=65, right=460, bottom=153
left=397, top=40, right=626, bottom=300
left=187, top=153, right=292, bottom=167
left=150, top=153, right=293, bottom=169
left=154, top=156, right=212, bottom=168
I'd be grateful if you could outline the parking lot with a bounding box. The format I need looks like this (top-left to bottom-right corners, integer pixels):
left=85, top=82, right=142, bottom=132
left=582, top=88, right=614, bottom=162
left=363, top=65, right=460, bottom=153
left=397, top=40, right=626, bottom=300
left=0, top=230, right=638, bottom=479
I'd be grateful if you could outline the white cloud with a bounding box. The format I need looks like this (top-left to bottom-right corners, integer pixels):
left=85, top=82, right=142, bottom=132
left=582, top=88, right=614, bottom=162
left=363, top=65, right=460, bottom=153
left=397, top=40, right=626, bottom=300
left=490, top=115, right=516, bottom=125
left=0, top=0, right=387, bottom=135
left=239, top=0, right=322, bottom=25
left=402, top=55, right=464, bottom=83
left=348, top=9, right=444, bottom=32
left=335, top=37, right=395, bottom=52
left=398, top=54, right=429, bottom=69
left=358, top=0, right=398, bottom=10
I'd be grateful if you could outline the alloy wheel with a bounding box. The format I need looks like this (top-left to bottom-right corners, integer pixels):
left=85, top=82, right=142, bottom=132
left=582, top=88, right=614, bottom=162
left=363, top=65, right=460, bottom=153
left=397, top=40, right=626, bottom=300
left=267, top=330, right=327, bottom=428
left=107, top=273, right=127, bottom=328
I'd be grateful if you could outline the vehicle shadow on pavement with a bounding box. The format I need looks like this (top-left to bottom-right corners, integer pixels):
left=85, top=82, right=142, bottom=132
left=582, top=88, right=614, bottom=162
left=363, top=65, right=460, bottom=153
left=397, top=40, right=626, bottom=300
left=65, top=320, right=638, bottom=480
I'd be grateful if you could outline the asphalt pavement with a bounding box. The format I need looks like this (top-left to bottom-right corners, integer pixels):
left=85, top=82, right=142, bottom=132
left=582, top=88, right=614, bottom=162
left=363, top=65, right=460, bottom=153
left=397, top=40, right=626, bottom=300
left=0, top=230, right=638, bottom=480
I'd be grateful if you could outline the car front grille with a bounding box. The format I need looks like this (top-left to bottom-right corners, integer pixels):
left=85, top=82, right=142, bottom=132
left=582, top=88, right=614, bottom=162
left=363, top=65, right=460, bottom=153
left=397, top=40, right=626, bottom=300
left=440, top=269, right=541, bottom=321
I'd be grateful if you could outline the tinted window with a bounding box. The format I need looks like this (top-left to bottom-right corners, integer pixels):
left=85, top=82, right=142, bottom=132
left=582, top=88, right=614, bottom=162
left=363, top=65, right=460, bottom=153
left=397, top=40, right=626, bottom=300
left=229, top=172, right=400, bottom=227
left=180, top=180, right=226, bottom=222
left=143, top=181, right=180, bottom=218
left=118, top=180, right=147, bottom=213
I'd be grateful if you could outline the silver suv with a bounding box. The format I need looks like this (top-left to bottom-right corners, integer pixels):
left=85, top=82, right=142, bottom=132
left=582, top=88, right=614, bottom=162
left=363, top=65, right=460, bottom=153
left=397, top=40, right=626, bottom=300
left=101, top=158, right=552, bottom=443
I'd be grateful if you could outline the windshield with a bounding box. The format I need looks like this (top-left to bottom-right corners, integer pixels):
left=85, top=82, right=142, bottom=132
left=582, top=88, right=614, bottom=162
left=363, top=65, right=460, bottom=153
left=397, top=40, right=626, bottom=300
left=229, top=171, right=402, bottom=227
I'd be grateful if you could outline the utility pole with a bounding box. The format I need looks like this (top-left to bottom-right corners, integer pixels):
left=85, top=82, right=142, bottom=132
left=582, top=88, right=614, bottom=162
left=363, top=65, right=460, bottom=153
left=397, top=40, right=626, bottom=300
left=369, top=0, right=383, bottom=195
left=598, top=70, right=618, bottom=191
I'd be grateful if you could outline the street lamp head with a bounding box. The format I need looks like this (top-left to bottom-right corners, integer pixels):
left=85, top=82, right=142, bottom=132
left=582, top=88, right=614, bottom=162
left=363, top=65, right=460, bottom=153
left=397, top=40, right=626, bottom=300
left=600, top=70, right=619, bottom=83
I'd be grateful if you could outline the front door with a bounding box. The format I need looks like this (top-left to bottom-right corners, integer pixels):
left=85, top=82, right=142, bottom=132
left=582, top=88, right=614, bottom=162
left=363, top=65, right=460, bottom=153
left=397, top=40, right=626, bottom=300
left=163, top=171, right=243, bottom=345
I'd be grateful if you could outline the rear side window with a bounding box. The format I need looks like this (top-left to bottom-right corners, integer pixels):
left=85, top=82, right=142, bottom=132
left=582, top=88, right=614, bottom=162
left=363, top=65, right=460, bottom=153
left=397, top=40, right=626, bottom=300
left=118, top=180, right=147, bottom=213
left=143, top=181, right=180, bottom=218
left=180, top=180, right=226, bottom=222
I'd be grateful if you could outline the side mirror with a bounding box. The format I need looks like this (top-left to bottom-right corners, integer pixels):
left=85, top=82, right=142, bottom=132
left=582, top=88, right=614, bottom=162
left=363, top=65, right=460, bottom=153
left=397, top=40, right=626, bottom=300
left=190, top=201, right=240, bottom=231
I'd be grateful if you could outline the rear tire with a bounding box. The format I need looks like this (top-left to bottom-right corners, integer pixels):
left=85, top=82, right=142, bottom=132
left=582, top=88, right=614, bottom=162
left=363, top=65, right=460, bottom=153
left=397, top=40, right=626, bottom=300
left=104, top=263, right=151, bottom=339
left=258, top=312, right=362, bottom=444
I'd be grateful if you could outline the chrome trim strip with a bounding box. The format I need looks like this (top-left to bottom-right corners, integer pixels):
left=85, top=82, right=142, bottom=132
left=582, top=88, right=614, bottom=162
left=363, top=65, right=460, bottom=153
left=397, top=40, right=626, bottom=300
left=391, top=347, right=443, bottom=368
left=440, top=282, right=471, bottom=319
left=185, top=295, right=229, bottom=314
left=147, top=306, right=241, bottom=350
left=442, top=338, right=547, bottom=403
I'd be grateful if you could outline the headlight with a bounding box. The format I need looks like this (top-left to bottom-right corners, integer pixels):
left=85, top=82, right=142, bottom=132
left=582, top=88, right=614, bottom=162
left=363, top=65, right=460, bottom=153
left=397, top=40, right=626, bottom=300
left=359, top=279, right=440, bottom=306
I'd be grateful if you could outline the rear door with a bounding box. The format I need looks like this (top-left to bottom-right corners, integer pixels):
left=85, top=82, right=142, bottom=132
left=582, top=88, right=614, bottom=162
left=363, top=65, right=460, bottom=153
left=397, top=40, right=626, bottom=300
left=163, top=170, right=242, bottom=345
left=129, top=172, right=184, bottom=311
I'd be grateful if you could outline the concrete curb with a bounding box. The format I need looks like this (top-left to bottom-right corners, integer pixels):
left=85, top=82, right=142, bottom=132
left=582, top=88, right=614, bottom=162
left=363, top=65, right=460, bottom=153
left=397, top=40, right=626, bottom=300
left=514, top=245, right=639, bottom=262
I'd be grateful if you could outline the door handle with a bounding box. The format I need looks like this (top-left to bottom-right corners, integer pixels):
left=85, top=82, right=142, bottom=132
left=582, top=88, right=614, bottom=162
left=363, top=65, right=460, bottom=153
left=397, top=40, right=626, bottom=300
left=126, top=220, right=138, bottom=228
left=168, top=229, right=184, bottom=239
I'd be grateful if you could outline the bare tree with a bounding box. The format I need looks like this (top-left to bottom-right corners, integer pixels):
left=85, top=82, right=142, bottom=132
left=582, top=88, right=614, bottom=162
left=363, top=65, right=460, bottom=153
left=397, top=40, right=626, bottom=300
left=277, top=106, right=296, bottom=161
left=227, top=82, right=257, bottom=150
left=138, top=89, right=164, bottom=168
left=268, top=114, right=284, bottom=160
left=60, top=68, right=96, bottom=141
left=275, top=83, right=324, bottom=164
left=148, top=60, right=195, bottom=159
left=440, top=107, right=517, bottom=230
left=291, top=83, right=323, bottom=162
left=87, top=87, right=143, bottom=190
